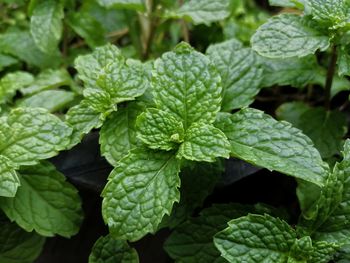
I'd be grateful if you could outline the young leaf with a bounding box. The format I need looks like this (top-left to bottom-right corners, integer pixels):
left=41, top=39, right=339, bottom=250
left=0, top=162, right=83, bottom=238
left=136, top=108, right=184, bottom=151
left=30, top=0, right=64, bottom=54
left=215, top=108, right=328, bottom=186
left=214, top=214, right=297, bottom=263
left=100, top=103, right=145, bottom=166
left=0, top=108, right=73, bottom=166
left=152, top=42, right=222, bottom=129
left=177, top=123, right=230, bottom=162
left=0, top=156, right=19, bottom=198
left=102, top=148, right=181, bottom=241
left=308, top=0, right=348, bottom=27
left=206, top=39, right=263, bottom=111
left=0, top=216, right=45, bottom=263
left=277, top=102, right=348, bottom=159
left=0, top=72, right=34, bottom=104
left=97, top=0, right=145, bottom=11
left=251, top=14, right=330, bottom=58
left=89, top=234, right=139, bottom=263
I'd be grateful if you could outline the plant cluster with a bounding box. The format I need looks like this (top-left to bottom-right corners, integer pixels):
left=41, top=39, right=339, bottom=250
left=1, top=0, right=350, bottom=262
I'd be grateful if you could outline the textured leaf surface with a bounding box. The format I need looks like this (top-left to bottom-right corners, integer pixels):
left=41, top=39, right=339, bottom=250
left=259, top=55, right=318, bottom=88
left=0, top=72, right=34, bottom=104
left=214, top=214, right=296, bottom=263
left=0, top=108, right=72, bottom=166
left=338, top=45, right=350, bottom=77
left=97, top=0, right=144, bottom=11
left=18, top=90, right=75, bottom=112
left=137, top=109, right=184, bottom=151
left=89, top=234, right=139, bottom=263
left=0, top=156, right=19, bottom=198
left=215, top=108, right=328, bottom=186
left=206, top=39, right=263, bottom=111
left=30, top=0, right=64, bottom=53
left=308, top=0, right=348, bottom=27
left=178, top=123, right=230, bottom=162
left=102, top=148, right=181, bottom=241
left=153, top=42, right=222, bottom=129
left=100, top=103, right=144, bottom=166
left=175, top=0, right=230, bottom=25
left=0, top=216, right=45, bottom=263
left=277, top=102, right=347, bottom=158
left=251, top=14, right=330, bottom=58
left=0, top=162, right=83, bottom=237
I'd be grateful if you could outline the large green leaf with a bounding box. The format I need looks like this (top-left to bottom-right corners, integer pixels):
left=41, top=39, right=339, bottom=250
left=89, top=234, right=139, bottom=263
left=99, top=103, right=144, bottom=166
left=102, top=148, right=181, bottom=241
left=206, top=39, right=263, bottom=111
left=0, top=162, right=83, bottom=238
left=0, top=156, right=19, bottom=198
left=251, top=14, right=330, bottom=58
left=0, top=108, right=72, bottom=166
left=152, top=42, right=222, bottom=129
left=30, top=0, right=64, bottom=54
left=215, top=108, right=328, bottom=186
left=97, top=0, right=144, bottom=11
left=177, top=123, right=230, bottom=162
left=0, top=216, right=45, bottom=263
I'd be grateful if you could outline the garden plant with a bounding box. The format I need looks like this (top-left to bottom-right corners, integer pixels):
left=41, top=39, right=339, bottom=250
left=1, top=0, right=350, bottom=262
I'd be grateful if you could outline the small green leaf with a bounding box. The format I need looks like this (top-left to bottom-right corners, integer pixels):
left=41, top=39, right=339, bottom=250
left=97, top=0, right=145, bottom=11
left=30, top=0, right=64, bottom=54
left=17, top=90, right=75, bottom=112
left=251, top=14, right=330, bottom=58
left=0, top=108, right=72, bottom=166
left=215, top=108, right=328, bottom=186
left=214, top=214, right=297, bottom=263
left=308, top=0, right=348, bottom=28
left=89, top=234, right=139, bottom=263
left=153, top=42, right=222, bottom=129
left=178, top=123, right=230, bottom=162
left=102, top=148, right=181, bottom=241
left=136, top=108, right=184, bottom=151
left=0, top=216, right=45, bottom=263
left=206, top=39, right=263, bottom=111
left=0, top=72, right=34, bottom=104
left=0, top=161, right=83, bottom=238
left=0, top=156, right=19, bottom=198
left=173, top=0, right=231, bottom=25
left=268, top=0, right=306, bottom=8
left=338, top=45, right=350, bottom=77
left=100, top=102, right=145, bottom=166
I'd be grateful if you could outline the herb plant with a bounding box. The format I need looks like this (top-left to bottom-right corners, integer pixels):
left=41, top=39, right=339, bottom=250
left=1, top=0, right=350, bottom=263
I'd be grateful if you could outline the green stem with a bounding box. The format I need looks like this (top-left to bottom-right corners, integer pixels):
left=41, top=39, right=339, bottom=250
left=324, top=45, right=338, bottom=110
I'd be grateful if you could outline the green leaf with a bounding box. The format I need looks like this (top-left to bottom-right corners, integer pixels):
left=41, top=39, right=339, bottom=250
left=66, top=101, right=104, bottom=147
left=174, top=0, right=231, bottom=25
left=0, top=54, right=17, bottom=71
left=259, top=55, right=319, bottom=88
left=338, top=45, right=350, bottom=77
left=20, top=69, right=72, bottom=96
left=0, top=156, right=19, bottom=198
left=215, top=108, right=328, bottom=186
left=308, top=0, right=348, bottom=27
left=276, top=102, right=348, bottom=159
left=100, top=103, right=145, bottom=166
left=0, top=216, right=45, bottom=263
left=0, top=72, right=34, bottom=104
left=268, top=0, right=306, bottom=8
left=206, top=39, right=263, bottom=111
left=214, top=214, right=297, bottom=263
left=251, top=14, right=330, bottom=58
left=0, top=162, right=83, bottom=238
left=178, top=123, right=230, bottom=162
left=17, top=90, right=75, bottom=112
left=97, top=0, right=145, bottom=11
left=0, top=30, right=61, bottom=68
left=67, top=11, right=107, bottom=48
left=136, top=108, right=184, bottom=151
left=153, top=42, right=222, bottom=129
left=0, top=108, right=72, bottom=166
left=102, top=148, right=181, bottom=241
left=30, top=0, right=64, bottom=54
left=89, top=234, right=139, bottom=263
left=309, top=241, right=339, bottom=263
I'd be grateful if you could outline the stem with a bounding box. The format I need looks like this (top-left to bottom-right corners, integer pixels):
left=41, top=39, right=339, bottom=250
left=324, top=45, right=338, bottom=109
left=179, top=0, right=189, bottom=42
left=140, top=0, right=156, bottom=60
